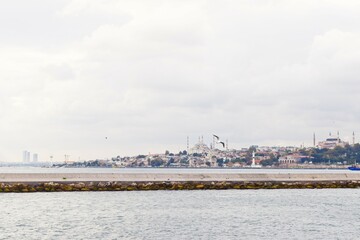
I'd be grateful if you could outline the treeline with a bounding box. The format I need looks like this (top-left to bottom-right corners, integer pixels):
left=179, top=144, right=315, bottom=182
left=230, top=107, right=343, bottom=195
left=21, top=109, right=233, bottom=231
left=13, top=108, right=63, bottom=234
left=299, top=144, right=360, bottom=164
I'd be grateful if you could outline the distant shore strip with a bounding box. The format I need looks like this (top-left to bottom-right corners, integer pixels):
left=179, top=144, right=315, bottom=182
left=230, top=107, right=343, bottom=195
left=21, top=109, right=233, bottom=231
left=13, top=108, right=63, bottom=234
left=0, top=173, right=360, bottom=192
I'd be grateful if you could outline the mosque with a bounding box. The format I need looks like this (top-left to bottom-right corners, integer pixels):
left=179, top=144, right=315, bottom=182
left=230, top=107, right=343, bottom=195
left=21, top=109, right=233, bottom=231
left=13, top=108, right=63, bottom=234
left=317, top=132, right=349, bottom=149
left=188, top=136, right=211, bottom=155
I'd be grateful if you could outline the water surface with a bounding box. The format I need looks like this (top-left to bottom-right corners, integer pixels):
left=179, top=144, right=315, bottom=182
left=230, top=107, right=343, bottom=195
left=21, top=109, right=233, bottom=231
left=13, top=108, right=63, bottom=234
left=1, top=189, right=359, bottom=239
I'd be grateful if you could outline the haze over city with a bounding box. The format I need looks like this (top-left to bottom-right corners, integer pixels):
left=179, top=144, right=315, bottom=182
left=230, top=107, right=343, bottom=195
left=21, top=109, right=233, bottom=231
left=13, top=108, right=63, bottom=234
left=1, top=0, right=360, bottom=162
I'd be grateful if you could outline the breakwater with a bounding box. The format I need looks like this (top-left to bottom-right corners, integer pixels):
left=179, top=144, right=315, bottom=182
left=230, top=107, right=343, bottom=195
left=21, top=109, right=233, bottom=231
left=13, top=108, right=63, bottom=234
left=1, top=173, right=360, bottom=192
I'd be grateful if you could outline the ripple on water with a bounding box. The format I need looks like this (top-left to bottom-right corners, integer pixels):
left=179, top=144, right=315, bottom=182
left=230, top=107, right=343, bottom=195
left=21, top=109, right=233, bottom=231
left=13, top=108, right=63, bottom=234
left=0, top=189, right=360, bottom=239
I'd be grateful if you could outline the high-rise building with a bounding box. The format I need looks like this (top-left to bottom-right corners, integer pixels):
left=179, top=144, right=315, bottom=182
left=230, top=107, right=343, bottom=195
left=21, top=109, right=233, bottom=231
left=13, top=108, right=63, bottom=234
left=22, top=150, right=30, bottom=162
left=22, top=151, right=27, bottom=162
left=33, top=153, right=38, bottom=162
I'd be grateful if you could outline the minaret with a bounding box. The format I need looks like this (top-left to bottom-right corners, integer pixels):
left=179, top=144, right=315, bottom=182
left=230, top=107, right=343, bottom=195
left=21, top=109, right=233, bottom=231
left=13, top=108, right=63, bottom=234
left=187, top=136, right=189, bottom=153
left=337, top=131, right=340, bottom=143
left=226, top=139, right=228, bottom=151
left=313, top=133, right=316, bottom=147
left=353, top=131, right=355, bottom=145
left=251, top=151, right=256, bottom=167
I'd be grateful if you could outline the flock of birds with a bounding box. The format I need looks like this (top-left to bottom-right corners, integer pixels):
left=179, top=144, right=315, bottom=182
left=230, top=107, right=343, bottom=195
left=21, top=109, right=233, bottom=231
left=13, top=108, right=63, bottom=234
left=213, top=134, right=225, bottom=148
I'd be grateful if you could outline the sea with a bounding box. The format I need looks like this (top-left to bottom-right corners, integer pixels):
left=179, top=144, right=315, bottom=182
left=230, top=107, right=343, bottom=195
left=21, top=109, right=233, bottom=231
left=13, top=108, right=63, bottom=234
left=0, top=167, right=359, bottom=240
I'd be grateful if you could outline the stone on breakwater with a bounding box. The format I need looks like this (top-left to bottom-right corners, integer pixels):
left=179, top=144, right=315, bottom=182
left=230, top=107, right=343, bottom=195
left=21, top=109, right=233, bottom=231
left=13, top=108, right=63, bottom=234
left=0, top=180, right=360, bottom=192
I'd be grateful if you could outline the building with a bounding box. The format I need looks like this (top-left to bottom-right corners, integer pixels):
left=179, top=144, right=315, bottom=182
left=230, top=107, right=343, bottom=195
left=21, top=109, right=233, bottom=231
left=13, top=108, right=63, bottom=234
left=279, top=155, right=302, bottom=164
left=33, top=153, right=38, bottom=162
left=318, top=136, right=348, bottom=149
left=279, top=154, right=312, bottom=165
left=189, top=138, right=211, bottom=155
left=22, top=151, right=30, bottom=162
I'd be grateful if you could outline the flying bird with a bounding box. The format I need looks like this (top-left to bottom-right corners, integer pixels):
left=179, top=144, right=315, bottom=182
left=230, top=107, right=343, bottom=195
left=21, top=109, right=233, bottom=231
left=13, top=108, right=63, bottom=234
left=219, top=141, right=225, bottom=148
left=213, top=134, right=219, bottom=140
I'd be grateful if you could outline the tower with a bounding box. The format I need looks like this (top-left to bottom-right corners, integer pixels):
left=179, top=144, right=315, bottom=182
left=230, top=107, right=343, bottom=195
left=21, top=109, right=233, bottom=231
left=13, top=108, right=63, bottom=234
left=187, top=136, right=189, bottom=153
left=353, top=131, right=355, bottom=145
left=226, top=139, right=228, bottom=151
left=33, top=153, right=38, bottom=162
left=23, top=151, right=30, bottom=162
left=251, top=151, right=256, bottom=167
left=313, top=133, right=316, bottom=147
left=23, top=151, right=28, bottom=162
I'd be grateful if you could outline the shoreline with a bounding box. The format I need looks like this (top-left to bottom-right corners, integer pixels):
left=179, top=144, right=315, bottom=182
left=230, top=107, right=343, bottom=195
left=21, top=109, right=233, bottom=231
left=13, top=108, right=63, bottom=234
left=1, top=173, right=360, bottom=192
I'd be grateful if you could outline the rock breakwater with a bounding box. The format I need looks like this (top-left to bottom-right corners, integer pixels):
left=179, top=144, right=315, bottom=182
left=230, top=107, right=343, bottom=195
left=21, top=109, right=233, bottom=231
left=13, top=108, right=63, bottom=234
left=0, top=180, right=360, bottom=192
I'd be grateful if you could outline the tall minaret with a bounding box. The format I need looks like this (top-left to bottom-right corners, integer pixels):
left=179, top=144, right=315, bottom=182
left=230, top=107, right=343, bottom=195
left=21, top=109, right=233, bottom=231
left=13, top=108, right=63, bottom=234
left=187, top=136, right=189, bottom=153
left=313, top=133, right=316, bottom=147
left=251, top=151, right=256, bottom=167
left=226, top=139, right=228, bottom=151
left=353, top=131, right=355, bottom=145
left=337, top=131, right=340, bottom=143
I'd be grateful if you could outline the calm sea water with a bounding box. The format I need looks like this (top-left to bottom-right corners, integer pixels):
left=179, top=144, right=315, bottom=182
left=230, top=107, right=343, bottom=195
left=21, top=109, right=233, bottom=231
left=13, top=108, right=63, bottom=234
left=0, top=189, right=359, bottom=240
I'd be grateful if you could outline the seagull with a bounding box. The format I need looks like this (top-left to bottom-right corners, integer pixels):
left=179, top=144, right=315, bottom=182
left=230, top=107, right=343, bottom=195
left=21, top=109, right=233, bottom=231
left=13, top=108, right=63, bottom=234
left=213, top=134, right=219, bottom=140
left=219, top=141, right=225, bottom=148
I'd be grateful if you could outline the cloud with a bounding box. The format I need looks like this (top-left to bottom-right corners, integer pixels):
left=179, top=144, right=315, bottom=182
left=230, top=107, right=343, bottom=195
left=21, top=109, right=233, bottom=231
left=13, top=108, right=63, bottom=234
left=1, top=0, right=360, bottom=161
left=42, top=64, right=75, bottom=81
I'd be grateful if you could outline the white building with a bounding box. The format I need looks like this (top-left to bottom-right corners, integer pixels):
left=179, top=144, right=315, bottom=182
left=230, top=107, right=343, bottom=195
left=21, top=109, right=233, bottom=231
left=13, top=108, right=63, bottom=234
left=33, top=153, right=38, bottom=162
left=279, top=155, right=302, bottom=164
left=189, top=140, right=211, bottom=155
left=22, top=151, right=30, bottom=162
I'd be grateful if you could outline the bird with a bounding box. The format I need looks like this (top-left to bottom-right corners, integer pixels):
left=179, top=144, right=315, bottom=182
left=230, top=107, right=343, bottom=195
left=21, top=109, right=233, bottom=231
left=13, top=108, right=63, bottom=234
left=213, top=134, right=219, bottom=140
left=219, top=141, right=225, bottom=148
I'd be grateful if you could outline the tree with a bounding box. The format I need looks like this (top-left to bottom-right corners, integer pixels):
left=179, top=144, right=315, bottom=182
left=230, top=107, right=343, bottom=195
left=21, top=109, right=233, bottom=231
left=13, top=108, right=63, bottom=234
left=166, top=158, right=175, bottom=166
left=217, top=158, right=224, bottom=167
left=150, top=159, right=164, bottom=167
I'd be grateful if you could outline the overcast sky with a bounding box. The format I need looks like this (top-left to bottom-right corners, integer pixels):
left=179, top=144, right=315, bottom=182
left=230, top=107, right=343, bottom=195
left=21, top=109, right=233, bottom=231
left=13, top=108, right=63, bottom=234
left=1, top=0, right=360, bottom=162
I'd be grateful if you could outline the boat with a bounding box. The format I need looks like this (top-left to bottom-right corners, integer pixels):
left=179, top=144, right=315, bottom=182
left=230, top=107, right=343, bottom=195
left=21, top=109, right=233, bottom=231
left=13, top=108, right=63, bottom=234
left=348, top=159, right=360, bottom=170
left=348, top=166, right=360, bottom=171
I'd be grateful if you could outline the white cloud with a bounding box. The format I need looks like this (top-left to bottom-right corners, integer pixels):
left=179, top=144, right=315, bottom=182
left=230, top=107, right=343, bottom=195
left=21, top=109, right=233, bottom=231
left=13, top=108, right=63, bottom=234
left=1, top=0, right=360, bottom=161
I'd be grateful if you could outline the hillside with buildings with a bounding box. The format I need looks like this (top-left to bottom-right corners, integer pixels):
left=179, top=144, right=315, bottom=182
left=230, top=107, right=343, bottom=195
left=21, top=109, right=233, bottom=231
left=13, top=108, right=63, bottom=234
left=55, top=133, right=360, bottom=169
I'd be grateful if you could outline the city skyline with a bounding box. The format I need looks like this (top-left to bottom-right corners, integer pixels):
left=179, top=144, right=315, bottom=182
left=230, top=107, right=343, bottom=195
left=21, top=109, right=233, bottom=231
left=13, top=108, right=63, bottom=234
left=12, top=130, right=358, bottom=162
left=1, top=1, right=360, bottom=161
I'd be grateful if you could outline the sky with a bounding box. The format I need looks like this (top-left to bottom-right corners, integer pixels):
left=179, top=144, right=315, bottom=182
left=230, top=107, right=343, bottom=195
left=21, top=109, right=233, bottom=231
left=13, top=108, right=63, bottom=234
left=1, top=0, right=360, bottom=162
